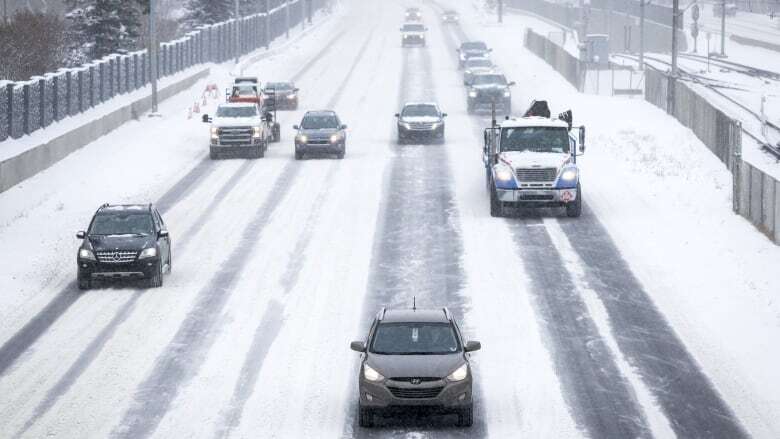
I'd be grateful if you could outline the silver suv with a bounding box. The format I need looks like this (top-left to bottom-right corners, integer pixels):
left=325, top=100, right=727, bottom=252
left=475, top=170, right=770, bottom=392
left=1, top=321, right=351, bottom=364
left=350, top=307, right=481, bottom=427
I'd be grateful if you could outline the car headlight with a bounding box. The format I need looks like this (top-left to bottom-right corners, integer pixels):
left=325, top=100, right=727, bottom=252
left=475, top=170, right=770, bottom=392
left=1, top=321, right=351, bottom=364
left=78, top=248, right=96, bottom=261
left=363, top=364, right=384, bottom=382
left=430, top=122, right=441, bottom=129
left=403, top=34, right=408, bottom=39
left=296, top=134, right=308, bottom=144
left=504, top=90, right=511, bottom=97
left=287, top=94, right=296, bottom=99
left=448, top=364, right=469, bottom=382
left=210, top=126, right=219, bottom=140
left=139, top=247, right=158, bottom=259
left=460, top=54, right=466, bottom=60
left=468, top=90, right=478, bottom=98
left=400, top=122, right=412, bottom=129
left=252, top=126, right=262, bottom=138
left=495, top=164, right=514, bottom=182
left=330, top=133, right=341, bottom=143
left=560, top=168, right=578, bottom=181
left=465, top=70, right=472, bottom=75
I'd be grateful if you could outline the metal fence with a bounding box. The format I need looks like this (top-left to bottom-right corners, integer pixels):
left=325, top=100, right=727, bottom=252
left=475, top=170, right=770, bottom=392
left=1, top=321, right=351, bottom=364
left=645, top=66, right=780, bottom=244
left=506, top=0, right=685, bottom=54
left=524, top=29, right=584, bottom=90
left=0, top=0, right=326, bottom=143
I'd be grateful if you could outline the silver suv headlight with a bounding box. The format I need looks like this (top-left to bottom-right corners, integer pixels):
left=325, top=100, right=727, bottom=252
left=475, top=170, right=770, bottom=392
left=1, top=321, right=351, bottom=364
left=139, top=247, right=158, bottom=259
left=448, top=364, right=469, bottom=382
left=363, top=364, right=384, bottom=382
left=468, top=90, right=478, bottom=98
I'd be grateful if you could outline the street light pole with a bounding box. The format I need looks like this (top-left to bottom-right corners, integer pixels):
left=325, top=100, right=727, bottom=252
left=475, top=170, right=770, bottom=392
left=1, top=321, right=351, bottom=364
left=285, top=0, right=291, bottom=39
left=235, top=0, right=240, bottom=64
left=498, top=0, right=503, bottom=23
left=149, top=0, right=159, bottom=114
left=639, top=0, right=645, bottom=69
left=265, top=0, right=271, bottom=49
left=720, top=0, right=726, bottom=55
left=669, top=0, right=680, bottom=114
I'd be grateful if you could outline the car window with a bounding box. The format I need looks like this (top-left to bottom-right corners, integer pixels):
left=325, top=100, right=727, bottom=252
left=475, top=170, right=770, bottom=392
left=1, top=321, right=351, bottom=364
left=301, top=114, right=339, bottom=129
left=402, top=104, right=439, bottom=117
left=472, top=74, right=507, bottom=86
left=402, top=24, right=425, bottom=32
left=461, top=42, right=487, bottom=50
left=265, top=82, right=292, bottom=90
left=90, top=213, right=154, bottom=236
left=501, top=127, right=571, bottom=154
left=371, top=323, right=460, bottom=355
left=467, top=59, right=492, bottom=68
left=217, top=106, right=258, bottom=118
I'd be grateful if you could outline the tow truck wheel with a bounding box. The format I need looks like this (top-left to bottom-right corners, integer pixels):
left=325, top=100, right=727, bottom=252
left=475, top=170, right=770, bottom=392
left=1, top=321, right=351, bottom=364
left=566, top=183, right=582, bottom=218
left=490, top=183, right=503, bottom=217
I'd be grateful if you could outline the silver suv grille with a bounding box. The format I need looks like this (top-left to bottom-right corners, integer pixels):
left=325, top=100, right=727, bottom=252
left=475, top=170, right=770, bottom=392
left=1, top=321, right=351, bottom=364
left=218, top=126, right=253, bottom=145
left=515, top=168, right=557, bottom=182
left=387, top=386, right=444, bottom=399
left=96, top=251, right=138, bottom=263
left=409, top=122, right=435, bottom=130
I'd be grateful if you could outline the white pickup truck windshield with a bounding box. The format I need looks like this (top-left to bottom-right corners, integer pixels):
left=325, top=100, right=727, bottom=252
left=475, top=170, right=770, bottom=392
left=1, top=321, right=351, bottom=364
left=217, top=106, right=257, bottom=118
left=501, top=127, right=570, bottom=154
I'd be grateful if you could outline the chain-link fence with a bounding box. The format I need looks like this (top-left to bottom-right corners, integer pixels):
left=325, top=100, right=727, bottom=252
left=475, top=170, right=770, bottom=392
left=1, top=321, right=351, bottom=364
left=645, top=66, right=780, bottom=244
left=524, top=29, right=584, bottom=90
left=1, top=0, right=327, bottom=144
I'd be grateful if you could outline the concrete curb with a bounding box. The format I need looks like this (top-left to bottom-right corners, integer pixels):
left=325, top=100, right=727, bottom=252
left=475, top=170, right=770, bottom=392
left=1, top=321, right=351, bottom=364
left=0, top=67, right=210, bottom=194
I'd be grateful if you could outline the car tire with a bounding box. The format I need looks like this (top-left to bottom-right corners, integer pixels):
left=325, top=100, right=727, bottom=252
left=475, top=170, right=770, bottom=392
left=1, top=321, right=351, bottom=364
left=457, top=404, right=474, bottom=427
left=295, top=150, right=304, bottom=160
left=209, top=149, right=219, bottom=160
left=358, top=405, right=374, bottom=428
left=337, top=144, right=345, bottom=159
left=490, top=183, right=503, bottom=218
left=272, top=123, right=281, bottom=143
left=78, top=275, right=91, bottom=291
left=166, top=250, right=172, bottom=274
left=147, top=262, right=163, bottom=288
left=566, top=183, right=582, bottom=218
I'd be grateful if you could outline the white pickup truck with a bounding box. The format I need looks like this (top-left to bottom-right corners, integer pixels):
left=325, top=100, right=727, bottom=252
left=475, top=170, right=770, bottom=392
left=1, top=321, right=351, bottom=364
left=202, top=102, right=273, bottom=159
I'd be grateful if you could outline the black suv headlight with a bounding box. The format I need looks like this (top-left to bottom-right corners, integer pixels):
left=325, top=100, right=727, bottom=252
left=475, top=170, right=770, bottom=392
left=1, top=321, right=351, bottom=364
left=139, top=247, right=158, bottom=259
left=78, top=248, right=96, bottom=261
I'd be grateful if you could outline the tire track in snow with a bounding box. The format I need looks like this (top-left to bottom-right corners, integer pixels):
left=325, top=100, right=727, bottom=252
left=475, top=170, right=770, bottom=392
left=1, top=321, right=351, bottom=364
left=0, top=23, right=350, bottom=382
left=344, top=16, right=481, bottom=437
left=211, top=26, right=378, bottom=437
left=429, top=3, right=653, bottom=437
left=109, top=23, right=378, bottom=439
left=558, top=208, right=749, bottom=438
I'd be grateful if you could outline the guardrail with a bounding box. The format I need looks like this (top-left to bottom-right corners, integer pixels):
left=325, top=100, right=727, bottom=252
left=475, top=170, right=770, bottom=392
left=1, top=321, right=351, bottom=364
left=0, top=0, right=326, bottom=144
left=524, top=29, right=584, bottom=91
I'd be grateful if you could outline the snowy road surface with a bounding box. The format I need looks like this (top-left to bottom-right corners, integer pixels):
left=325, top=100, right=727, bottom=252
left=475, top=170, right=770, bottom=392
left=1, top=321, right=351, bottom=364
left=1, top=0, right=779, bottom=438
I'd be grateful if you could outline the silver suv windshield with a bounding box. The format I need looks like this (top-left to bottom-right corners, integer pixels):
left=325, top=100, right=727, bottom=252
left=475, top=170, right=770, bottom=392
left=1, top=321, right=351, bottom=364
left=371, top=323, right=460, bottom=355
left=302, top=114, right=339, bottom=129
left=402, top=24, right=425, bottom=32
left=466, top=59, right=492, bottom=69
left=472, top=74, right=506, bottom=86
left=461, top=42, right=487, bottom=51
left=501, top=126, right=571, bottom=154
left=90, top=213, right=153, bottom=236
left=217, top=106, right=257, bottom=118
left=402, top=104, right=438, bottom=117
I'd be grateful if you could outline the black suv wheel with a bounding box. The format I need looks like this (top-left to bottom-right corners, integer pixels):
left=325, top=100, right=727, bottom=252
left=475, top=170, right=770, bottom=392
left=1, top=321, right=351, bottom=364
left=147, top=261, right=163, bottom=288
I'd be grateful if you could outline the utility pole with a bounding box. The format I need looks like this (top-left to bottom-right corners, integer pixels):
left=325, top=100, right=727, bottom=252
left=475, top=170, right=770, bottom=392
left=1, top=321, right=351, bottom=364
left=3, top=0, right=8, bottom=25
left=149, top=0, right=159, bottom=115
left=639, top=0, right=646, bottom=69
left=265, top=0, right=271, bottom=49
left=669, top=0, right=680, bottom=114
left=498, top=0, right=503, bottom=23
left=720, top=0, right=726, bottom=55
left=235, top=0, right=240, bottom=64
left=285, top=0, right=290, bottom=39
left=308, top=0, right=312, bottom=24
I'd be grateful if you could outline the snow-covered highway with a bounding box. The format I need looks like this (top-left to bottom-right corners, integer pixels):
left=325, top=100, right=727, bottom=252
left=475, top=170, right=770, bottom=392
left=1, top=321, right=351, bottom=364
left=1, top=1, right=779, bottom=438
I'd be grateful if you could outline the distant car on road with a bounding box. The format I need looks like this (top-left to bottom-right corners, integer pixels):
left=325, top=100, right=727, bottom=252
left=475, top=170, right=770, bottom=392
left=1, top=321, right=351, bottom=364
left=76, top=204, right=171, bottom=290
left=467, top=72, right=515, bottom=115
left=462, top=57, right=495, bottom=85
left=202, top=102, right=272, bottom=159
left=400, top=22, right=427, bottom=47
left=293, top=110, right=347, bottom=159
left=395, top=102, right=447, bottom=144
left=457, top=41, right=491, bottom=68
left=405, top=7, right=422, bottom=21
left=350, top=307, right=481, bottom=428
left=264, top=81, right=299, bottom=110
left=442, top=10, right=460, bottom=23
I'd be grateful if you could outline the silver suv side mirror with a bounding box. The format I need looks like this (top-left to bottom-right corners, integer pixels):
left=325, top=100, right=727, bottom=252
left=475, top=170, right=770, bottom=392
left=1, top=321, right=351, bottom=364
left=464, top=341, right=481, bottom=352
left=350, top=341, right=366, bottom=352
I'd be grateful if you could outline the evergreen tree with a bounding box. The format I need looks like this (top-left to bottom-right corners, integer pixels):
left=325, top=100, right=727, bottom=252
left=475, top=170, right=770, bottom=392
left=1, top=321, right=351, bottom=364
left=183, top=0, right=233, bottom=30
left=65, top=0, right=144, bottom=61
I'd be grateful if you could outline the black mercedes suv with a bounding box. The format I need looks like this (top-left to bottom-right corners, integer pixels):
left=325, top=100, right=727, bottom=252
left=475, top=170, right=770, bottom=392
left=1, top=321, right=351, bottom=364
left=76, top=204, right=172, bottom=290
left=350, top=307, right=481, bottom=428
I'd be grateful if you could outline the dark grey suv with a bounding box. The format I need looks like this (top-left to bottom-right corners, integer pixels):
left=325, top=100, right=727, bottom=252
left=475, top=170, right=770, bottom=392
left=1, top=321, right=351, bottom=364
left=350, top=307, right=481, bottom=428
left=293, top=110, right=347, bottom=159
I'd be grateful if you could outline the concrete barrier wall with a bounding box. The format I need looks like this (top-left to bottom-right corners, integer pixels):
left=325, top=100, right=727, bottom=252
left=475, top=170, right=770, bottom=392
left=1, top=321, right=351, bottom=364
left=0, top=67, right=209, bottom=193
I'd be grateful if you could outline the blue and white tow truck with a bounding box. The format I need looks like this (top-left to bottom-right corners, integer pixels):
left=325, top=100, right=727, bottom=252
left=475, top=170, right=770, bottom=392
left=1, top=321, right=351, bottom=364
left=482, top=101, right=586, bottom=217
